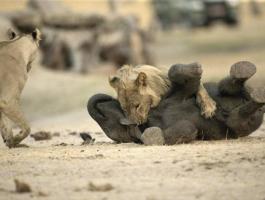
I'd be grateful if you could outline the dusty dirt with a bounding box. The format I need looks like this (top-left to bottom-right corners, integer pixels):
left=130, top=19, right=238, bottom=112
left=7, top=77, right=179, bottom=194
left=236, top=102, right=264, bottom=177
left=0, top=114, right=265, bottom=200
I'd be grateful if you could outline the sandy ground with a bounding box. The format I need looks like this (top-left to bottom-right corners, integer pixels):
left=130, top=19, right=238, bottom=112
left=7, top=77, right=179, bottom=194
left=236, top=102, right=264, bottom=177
left=0, top=112, right=265, bottom=200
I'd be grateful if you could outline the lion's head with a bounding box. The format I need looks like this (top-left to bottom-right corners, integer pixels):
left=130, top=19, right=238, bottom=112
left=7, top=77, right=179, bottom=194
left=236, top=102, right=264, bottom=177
left=109, top=65, right=171, bottom=125
left=0, top=28, right=42, bottom=72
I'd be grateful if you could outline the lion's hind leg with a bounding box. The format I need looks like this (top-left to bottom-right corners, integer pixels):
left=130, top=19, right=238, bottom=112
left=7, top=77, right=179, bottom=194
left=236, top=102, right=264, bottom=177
left=196, top=84, right=217, bottom=118
left=1, top=100, right=30, bottom=147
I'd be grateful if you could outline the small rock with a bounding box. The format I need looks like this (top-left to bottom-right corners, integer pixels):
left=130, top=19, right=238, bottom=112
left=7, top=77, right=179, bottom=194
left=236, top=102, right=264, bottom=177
left=37, top=191, right=48, bottom=197
left=31, top=131, right=52, bottom=141
left=80, top=132, right=95, bottom=145
left=88, top=182, right=114, bottom=192
left=14, top=179, right=31, bottom=193
left=69, top=131, right=77, bottom=136
left=57, top=142, right=68, bottom=146
left=172, top=160, right=179, bottom=164
left=52, top=132, right=60, bottom=137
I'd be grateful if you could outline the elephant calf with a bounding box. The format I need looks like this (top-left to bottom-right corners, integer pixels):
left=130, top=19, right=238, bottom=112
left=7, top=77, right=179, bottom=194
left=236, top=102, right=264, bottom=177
left=88, top=61, right=265, bottom=145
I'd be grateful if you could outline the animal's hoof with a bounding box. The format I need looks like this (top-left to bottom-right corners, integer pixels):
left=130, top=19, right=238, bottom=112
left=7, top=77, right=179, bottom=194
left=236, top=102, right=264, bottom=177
left=247, top=87, right=265, bottom=104
left=141, top=127, right=165, bottom=146
left=181, top=63, right=202, bottom=77
left=188, top=63, right=203, bottom=77
left=230, top=61, right=256, bottom=79
left=170, top=63, right=202, bottom=78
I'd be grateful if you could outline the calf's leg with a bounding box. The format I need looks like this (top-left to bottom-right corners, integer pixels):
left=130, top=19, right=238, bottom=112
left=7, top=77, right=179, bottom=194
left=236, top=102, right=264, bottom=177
left=168, top=63, right=202, bottom=96
left=164, top=120, right=198, bottom=145
left=140, top=120, right=198, bottom=145
left=226, top=87, right=265, bottom=137
left=168, top=63, right=216, bottom=118
left=219, top=61, right=256, bottom=96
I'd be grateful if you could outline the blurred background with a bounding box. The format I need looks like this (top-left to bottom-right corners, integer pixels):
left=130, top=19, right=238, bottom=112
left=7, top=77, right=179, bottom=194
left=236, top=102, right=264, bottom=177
left=0, top=0, right=264, bottom=130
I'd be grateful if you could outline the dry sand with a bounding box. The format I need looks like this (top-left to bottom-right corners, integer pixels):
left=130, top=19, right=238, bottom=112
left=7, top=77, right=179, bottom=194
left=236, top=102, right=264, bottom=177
left=0, top=113, right=264, bottom=200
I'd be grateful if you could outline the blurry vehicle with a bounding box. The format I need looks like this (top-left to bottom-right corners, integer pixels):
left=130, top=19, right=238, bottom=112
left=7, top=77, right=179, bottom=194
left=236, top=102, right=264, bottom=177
left=153, top=0, right=240, bottom=28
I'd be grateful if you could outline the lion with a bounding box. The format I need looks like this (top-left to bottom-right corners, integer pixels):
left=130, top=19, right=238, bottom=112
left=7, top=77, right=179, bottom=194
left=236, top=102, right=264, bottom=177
left=109, top=64, right=217, bottom=125
left=0, top=28, right=41, bottom=148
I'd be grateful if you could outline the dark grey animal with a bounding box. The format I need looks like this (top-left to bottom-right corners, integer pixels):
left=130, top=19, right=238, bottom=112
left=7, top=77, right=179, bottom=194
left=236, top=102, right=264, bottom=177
left=87, top=61, right=265, bottom=145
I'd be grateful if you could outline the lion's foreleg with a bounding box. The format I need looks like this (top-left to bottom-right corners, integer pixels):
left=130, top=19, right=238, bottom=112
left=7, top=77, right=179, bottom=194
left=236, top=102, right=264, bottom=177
left=1, top=101, right=30, bottom=147
left=196, top=84, right=217, bottom=118
left=0, top=113, right=14, bottom=147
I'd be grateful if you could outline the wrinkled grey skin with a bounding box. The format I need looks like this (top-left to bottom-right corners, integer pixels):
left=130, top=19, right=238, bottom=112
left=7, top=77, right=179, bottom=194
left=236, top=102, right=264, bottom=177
left=88, top=61, right=264, bottom=145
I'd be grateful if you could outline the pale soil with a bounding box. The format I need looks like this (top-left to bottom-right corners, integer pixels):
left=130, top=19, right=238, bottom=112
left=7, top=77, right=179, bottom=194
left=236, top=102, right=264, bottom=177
left=0, top=113, right=264, bottom=200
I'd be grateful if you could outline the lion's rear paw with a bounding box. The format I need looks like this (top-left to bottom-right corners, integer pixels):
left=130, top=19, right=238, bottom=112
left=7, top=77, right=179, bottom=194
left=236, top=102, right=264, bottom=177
left=201, top=99, right=217, bottom=119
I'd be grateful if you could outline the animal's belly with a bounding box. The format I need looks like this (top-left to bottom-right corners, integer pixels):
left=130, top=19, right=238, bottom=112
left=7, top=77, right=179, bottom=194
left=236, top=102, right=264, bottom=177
left=148, top=99, right=229, bottom=140
left=148, top=100, right=200, bottom=128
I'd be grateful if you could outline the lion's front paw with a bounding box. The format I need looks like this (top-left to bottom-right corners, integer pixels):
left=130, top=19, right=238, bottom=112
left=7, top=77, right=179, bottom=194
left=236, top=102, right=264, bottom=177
left=201, top=98, right=217, bottom=119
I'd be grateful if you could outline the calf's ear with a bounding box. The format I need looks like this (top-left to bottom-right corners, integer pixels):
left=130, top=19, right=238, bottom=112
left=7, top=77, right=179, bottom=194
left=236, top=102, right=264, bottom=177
left=109, top=75, right=120, bottom=89
left=136, top=72, right=147, bottom=87
left=7, top=28, right=17, bottom=40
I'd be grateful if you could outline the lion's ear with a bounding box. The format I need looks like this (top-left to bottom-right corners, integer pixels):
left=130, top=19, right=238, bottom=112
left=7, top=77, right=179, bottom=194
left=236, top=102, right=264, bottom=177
left=32, top=28, right=41, bottom=42
left=7, top=28, right=17, bottom=40
left=136, top=72, right=147, bottom=87
left=109, top=75, right=120, bottom=88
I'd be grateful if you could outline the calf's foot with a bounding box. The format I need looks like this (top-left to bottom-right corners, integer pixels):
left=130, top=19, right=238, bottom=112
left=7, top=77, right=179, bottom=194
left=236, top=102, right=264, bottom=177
left=230, top=61, right=256, bottom=79
left=247, top=87, right=265, bottom=104
left=141, top=127, right=165, bottom=146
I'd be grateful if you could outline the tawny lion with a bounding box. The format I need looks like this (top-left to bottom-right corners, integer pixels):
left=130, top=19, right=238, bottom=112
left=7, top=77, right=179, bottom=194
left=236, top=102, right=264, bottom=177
left=0, top=29, right=41, bottom=148
left=109, top=64, right=217, bottom=125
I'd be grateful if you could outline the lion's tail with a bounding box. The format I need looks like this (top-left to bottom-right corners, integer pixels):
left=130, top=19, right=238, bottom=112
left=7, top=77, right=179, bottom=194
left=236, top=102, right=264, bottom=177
left=87, top=94, right=114, bottom=120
